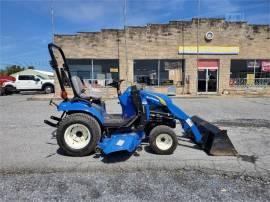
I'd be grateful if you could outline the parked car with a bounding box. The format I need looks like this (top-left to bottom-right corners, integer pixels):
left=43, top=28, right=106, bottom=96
left=0, top=76, right=16, bottom=85
left=0, top=86, right=5, bottom=96
left=0, top=76, right=16, bottom=95
left=3, top=74, right=54, bottom=94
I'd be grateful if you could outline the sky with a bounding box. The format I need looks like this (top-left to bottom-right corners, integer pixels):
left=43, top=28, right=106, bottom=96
left=0, top=0, right=270, bottom=71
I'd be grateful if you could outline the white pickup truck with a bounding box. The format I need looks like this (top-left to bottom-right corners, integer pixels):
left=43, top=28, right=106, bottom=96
left=3, top=74, right=54, bottom=94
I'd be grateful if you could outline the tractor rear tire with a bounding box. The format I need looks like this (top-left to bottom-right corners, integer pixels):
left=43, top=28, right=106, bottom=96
left=57, top=113, right=101, bottom=157
left=149, top=125, right=178, bottom=155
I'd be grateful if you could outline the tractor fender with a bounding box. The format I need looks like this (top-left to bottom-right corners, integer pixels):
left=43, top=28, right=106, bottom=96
left=57, top=101, right=104, bottom=124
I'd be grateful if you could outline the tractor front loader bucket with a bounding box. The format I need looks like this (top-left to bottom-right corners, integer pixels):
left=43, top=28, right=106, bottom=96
left=191, top=116, right=237, bottom=156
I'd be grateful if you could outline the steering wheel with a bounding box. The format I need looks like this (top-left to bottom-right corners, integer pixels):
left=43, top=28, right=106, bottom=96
left=107, top=79, right=125, bottom=96
left=107, top=79, right=124, bottom=89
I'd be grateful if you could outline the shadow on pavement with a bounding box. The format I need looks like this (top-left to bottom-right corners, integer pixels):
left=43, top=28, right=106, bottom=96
left=51, top=129, right=57, bottom=139
left=177, top=143, right=202, bottom=151
left=238, top=154, right=258, bottom=164
left=177, top=136, right=203, bottom=151
left=93, top=151, right=134, bottom=163
left=56, top=148, right=69, bottom=156
left=143, top=145, right=155, bottom=154
left=144, top=142, right=203, bottom=154
left=54, top=148, right=135, bottom=163
left=46, top=142, right=57, bottom=146
left=20, top=91, right=45, bottom=95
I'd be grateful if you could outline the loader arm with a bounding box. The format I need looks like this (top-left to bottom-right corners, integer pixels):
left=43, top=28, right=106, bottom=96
left=166, top=103, right=202, bottom=144
left=167, top=102, right=237, bottom=156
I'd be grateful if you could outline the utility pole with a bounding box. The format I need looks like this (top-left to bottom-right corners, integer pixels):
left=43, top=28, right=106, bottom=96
left=123, top=0, right=129, bottom=86
left=51, top=0, right=55, bottom=42
left=196, top=0, right=200, bottom=93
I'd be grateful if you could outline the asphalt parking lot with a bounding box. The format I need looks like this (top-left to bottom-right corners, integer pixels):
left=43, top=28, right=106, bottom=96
left=0, top=95, right=270, bottom=201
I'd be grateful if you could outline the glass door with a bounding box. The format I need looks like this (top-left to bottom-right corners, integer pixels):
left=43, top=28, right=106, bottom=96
left=207, top=69, right=217, bottom=92
left=198, top=69, right=218, bottom=93
left=198, top=69, right=207, bottom=92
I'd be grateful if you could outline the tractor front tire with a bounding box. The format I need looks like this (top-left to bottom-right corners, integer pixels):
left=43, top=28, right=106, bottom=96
left=149, top=125, right=178, bottom=155
left=57, top=113, right=101, bottom=157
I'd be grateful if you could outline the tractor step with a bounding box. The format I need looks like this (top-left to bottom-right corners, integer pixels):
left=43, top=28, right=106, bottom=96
left=50, top=116, right=61, bottom=122
left=44, top=120, right=58, bottom=127
left=191, top=116, right=237, bottom=156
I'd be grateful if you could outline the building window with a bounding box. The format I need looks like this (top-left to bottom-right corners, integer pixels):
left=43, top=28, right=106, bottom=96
left=67, top=59, right=91, bottom=79
left=230, top=60, right=270, bottom=86
left=134, top=59, right=184, bottom=86
left=134, top=60, right=158, bottom=85
left=67, top=59, right=119, bottom=86
left=93, top=59, right=119, bottom=86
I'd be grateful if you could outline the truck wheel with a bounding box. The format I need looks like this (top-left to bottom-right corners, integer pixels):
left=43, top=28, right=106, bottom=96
left=4, top=85, right=16, bottom=95
left=57, top=113, right=101, bottom=156
left=149, top=125, right=178, bottom=155
left=0, top=87, right=4, bottom=96
left=44, top=85, right=54, bottom=94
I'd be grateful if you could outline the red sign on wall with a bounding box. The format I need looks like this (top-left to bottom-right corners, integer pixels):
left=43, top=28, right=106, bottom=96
left=262, top=60, right=270, bottom=72
left=198, top=59, right=219, bottom=70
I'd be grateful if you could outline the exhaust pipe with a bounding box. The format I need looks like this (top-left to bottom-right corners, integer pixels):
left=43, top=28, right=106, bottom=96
left=191, top=116, right=237, bottom=156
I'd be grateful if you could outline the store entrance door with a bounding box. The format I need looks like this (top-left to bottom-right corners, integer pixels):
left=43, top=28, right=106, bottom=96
left=197, top=60, right=219, bottom=93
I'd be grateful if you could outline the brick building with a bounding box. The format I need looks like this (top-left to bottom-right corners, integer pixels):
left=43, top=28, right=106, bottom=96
left=54, top=18, right=270, bottom=96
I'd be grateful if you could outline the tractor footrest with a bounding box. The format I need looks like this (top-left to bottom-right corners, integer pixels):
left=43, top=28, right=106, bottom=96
left=191, top=116, right=237, bottom=156
left=50, top=116, right=61, bottom=122
left=44, top=120, right=58, bottom=128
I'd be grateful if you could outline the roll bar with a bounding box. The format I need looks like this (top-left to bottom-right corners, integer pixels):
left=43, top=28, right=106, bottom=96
left=48, top=43, right=78, bottom=99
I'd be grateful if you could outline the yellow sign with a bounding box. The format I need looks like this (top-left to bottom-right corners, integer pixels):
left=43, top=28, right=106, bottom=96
left=178, top=46, right=239, bottom=55
left=110, top=67, right=118, bottom=73
left=246, top=74, right=255, bottom=85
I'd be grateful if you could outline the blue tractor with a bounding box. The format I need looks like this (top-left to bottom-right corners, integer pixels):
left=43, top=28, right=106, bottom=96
left=45, top=43, right=237, bottom=156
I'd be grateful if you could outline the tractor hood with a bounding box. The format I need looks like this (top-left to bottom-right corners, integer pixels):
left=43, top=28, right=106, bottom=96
left=141, top=90, right=172, bottom=107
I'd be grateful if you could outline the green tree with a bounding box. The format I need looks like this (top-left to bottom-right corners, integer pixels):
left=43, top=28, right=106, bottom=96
left=0, top=69, right=6, bottom=76
left=0, top=65, right=25, bottom=76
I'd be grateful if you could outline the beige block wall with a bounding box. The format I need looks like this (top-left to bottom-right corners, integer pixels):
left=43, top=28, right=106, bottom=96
left=53, top=19, right=270, bottom=96
left=184, top=57, right=198, bottom=94
left=218, top=57, right=231, bottom=93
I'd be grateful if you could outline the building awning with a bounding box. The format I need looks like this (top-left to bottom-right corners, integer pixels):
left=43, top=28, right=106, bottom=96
left=198, top=59, right=219, bottom=70
left=178, top=46, right=239, bottom=55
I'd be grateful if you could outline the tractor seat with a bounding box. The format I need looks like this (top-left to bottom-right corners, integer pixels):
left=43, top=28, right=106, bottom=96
left=71, top=76, right=101, bottom=101
left=103, top=114, right=136, bottom=128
